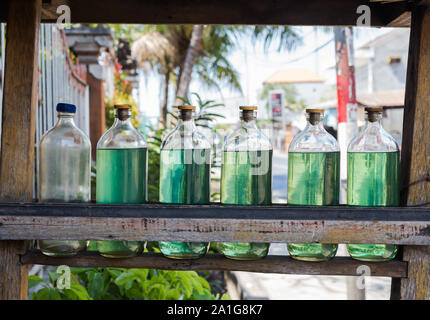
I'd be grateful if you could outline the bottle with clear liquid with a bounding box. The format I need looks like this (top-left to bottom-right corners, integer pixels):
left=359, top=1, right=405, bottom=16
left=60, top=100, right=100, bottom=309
left=38, top=103, right=90, bottom=256
left=347, top=107, right=399, bottom=261
left=287, top=109, right=339, bottom=261
left=159, top=105, right=210, bottom=259
left=96, top=104, right=147, bottom=258
left=220, top=106, right=272, bottom=260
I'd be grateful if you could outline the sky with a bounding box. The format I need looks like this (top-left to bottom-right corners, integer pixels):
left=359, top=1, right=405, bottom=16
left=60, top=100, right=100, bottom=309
left=137, top=26, right=396, bottom=120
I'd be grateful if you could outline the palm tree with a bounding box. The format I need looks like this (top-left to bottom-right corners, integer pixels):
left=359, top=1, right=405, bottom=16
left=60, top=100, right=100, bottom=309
left=131, top=31, right=176, bottom=125
left=131, top=25, right=302, bottom=126
left=174, top=25, right=204, bottom=106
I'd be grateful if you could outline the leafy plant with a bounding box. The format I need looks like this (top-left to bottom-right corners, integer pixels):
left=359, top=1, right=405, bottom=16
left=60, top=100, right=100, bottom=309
left=105, top=67, right=140, bottom=129
left=30, top=266, right=229, bottom=300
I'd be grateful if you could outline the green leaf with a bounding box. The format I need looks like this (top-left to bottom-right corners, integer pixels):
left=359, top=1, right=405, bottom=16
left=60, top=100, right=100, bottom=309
left=221, top=293, right=231, bottom=300
left=114, top=272, right=137, bottom=286
left=47, top=269, right=59, bottom=284
left=67, top=283, right=92, bottom=300
left=32, top=287, right=62, bottom=300
left=28, top=275, right=43, bottom=289
left=88, top=271, right=105, bottom=300
left=177, top=272, right=193, bottom=298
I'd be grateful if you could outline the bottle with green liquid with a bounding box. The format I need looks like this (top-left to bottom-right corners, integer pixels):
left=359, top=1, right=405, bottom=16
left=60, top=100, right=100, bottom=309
left=159, top=105, right=211, bottom=259
left=287, top=109, right=339, bottom=261
left=220, top=106, right=272, bottom=260
left=347, top=107, right=399, bottom=261
left=96, top=104, right=147, bottom=258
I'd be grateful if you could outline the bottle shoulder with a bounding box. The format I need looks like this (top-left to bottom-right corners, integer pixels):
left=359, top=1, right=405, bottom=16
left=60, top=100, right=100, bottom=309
left=288, top=126, right=339, bottom=153
left=224, top=126, right=272, bottom=151
left=97, top=124, right=147, bottom=149
left=40, top=123, right=91, bottom=149
left=161, top=126, right=211, bottom=150
left=348, top=125, right=399, bottom=153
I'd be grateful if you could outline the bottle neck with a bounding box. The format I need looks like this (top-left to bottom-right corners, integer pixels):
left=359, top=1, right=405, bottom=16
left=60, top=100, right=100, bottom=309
left=112, top=109, right=134, bottom=129
left=304, top=113, right=325, bottom=132
left=56, top=112, right=76, bottom=127
left=240, top=110, right=258, bottom=129
left=178, top=110, right=196, bottom=132
left=177, top=117, right=196, bottom=131
left=364, top=112, right=382, bottom=129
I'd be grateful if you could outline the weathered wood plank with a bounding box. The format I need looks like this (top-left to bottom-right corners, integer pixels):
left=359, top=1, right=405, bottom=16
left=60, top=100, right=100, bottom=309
left=0, top=1, right=40, bottom=201
left=21, top=251, right=408, bottom=278
left=387, top=11, right=411, bottom=27
left=399, top=3, right=430, bottom=300
left=401, top=246, right=430, bottom=299
left=0, top=203, right=429, bottom=244
left=0, top=0, right=42, bottom=300
left=0, top=0, right=412, bottom=27
left=0, top=241, right=29, bottom=300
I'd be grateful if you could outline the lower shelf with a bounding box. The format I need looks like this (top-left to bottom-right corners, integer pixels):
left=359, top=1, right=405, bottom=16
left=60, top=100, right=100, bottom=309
left=21, top=251, right=407, bottom=278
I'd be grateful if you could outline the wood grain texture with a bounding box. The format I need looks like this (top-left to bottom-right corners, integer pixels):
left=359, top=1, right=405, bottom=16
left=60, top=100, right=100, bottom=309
left=0, top=0, right=41, bottom=201
left=399, top=3, right=430, bottom=300
left=387, top=11, right=411, bottom=27
left=0, top=0, right=411, bottom=27
left=21, top=251, right=408, bottom=278
left=0, top=241, right=29, bottom=300
left=0, top=203, right=429, bottom=244
left=0, top=0, right=42, bottom=301
left=401, top=246, right=430, bottom=299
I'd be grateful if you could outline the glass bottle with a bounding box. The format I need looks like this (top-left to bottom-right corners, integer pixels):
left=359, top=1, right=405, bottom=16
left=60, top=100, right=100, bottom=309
left=220, top=106, right=272, bottom=260
left=347, top=107, right=399, bottom=261
left=38, top=103, right=90, bottom=256
left=96, top=104, right=147, bottom=258
left=159, top=105, right=210, bottom=259
left=286, top=109, right=339, bottom=261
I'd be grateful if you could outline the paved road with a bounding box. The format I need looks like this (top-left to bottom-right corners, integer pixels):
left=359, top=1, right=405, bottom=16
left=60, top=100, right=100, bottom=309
left=272, top=150, right=288, bottom=203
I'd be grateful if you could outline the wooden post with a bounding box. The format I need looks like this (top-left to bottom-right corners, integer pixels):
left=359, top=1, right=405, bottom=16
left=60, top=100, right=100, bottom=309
left=399, top=2, right=430, bottom=300
left=0, top=0, right=41, bottom=300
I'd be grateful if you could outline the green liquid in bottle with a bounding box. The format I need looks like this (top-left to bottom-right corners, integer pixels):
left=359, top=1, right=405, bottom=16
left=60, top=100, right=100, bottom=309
left=220, top=150, right=272, bottom=260
left=347, top=151, right=399, bottom=261
left=287, top=152, right=340, bottom=261
left=159, top=149, right=210, bottom=259
left=96, top=148, right=147, bottom=258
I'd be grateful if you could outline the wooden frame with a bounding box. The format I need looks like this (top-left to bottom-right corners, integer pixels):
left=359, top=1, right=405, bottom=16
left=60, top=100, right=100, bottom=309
left=21, top=251, right=408, bottom=278
left=0, top=0, right=429, bottom=300
left=0, top=0, right=413, bottom=26
left=0, top=203, right=430, bottom=244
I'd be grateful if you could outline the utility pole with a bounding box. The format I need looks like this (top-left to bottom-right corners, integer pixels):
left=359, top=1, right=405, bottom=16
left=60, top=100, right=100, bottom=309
left=334, top=27, right=362, bottom=300
left=334, top=27, right=358, bottom=199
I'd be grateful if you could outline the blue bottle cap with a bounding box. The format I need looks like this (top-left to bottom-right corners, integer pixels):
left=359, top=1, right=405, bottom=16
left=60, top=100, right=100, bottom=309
left=56, top=103, right=76, bottom=113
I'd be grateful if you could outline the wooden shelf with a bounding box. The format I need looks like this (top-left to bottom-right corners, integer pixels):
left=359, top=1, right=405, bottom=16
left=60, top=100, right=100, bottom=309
left=0, top=203, right=429, bottom=244
left=21, top=250, right=408, bottom=278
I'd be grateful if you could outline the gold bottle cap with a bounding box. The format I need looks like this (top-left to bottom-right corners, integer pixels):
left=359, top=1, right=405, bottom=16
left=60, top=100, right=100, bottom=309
left=178, top=105, right=196, bottom=110
left=114, top=104, right=132, bottom=109
left=364, top=107, right=383, bottom=112
left=239, top=106, right=258, bottom=111
left=306, top=108, right=324, bottom=114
